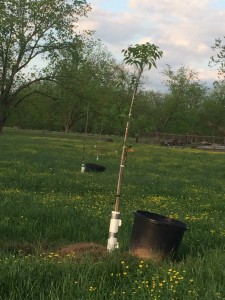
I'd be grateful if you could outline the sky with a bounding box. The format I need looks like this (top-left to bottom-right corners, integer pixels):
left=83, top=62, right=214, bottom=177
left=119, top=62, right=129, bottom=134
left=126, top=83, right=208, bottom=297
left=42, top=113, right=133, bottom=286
left=77, top=0, right=225, bottom=91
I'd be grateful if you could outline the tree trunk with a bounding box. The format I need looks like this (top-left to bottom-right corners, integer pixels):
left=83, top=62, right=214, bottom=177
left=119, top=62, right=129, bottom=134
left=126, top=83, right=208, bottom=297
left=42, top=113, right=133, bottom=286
left=0, top=116, right=6, bottom=133
left=64, top=119, right=73, bottom=133
left=64, top=123, right=70, bottom=133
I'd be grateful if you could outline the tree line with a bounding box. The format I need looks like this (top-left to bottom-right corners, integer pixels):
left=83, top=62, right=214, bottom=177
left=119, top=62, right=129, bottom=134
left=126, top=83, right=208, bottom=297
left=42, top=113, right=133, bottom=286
left=1, top=0, right=225, bottom=137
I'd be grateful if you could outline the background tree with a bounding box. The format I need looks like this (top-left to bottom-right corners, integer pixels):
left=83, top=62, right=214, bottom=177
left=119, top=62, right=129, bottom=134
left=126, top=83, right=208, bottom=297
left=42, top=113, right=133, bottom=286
left=7, top=81, right=58, bottom=130
left=201, top=81, right=225, bottom=136
left=48, top=39, right=129, bottom=133
left=208, top=36, right=225, bottom=135
left=209, top=36, right=225, bottom=80
left=0, top=0, right=90, bottom=132
left=161, top=65, right=207, bottom=134
left=6, top=40, right=135, bottom=135
left=132, top=90, right=166, bottom=135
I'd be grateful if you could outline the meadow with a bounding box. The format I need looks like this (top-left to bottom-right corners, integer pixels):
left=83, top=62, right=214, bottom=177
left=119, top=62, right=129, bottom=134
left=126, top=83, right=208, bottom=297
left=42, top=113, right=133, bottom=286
left=0, top=131, right=225, bottom=299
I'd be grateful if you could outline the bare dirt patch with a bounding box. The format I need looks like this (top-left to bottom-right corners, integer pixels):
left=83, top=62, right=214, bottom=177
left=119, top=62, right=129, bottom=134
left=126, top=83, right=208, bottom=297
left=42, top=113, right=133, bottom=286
left=55, top=242, right=108, bottom=260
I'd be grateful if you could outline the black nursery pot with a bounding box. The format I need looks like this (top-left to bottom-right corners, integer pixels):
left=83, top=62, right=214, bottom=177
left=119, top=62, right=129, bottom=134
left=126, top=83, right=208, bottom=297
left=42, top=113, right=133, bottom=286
left=130, top=210, right=188, bottom=261
left=85, top=163, right=106, bottom=172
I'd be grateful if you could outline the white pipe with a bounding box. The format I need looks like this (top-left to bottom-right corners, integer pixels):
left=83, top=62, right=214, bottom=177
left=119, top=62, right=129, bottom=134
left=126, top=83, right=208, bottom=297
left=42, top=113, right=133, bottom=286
left=107, top=211, right=122, bottom=251
left=81, top=163, right=85, bottom=173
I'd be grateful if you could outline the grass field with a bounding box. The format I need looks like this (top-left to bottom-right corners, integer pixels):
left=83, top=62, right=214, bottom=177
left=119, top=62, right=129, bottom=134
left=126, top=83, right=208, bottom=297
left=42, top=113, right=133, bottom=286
left=0, top=131, right=225, bottom=299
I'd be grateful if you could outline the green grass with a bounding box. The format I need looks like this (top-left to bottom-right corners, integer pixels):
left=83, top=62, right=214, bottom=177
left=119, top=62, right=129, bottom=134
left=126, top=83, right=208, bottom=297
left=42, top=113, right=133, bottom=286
left=0, top=131, right=225, bottom=299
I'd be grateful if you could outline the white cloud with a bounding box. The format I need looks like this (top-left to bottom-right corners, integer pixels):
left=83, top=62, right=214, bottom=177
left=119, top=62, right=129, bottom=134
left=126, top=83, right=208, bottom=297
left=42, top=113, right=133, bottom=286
left=77, top=0, right=225, bottom=90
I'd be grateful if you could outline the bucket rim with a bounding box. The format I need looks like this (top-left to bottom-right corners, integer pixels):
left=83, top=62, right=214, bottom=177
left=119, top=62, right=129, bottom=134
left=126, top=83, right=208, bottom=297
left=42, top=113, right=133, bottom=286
left=134, top=210, right=189, bottom=230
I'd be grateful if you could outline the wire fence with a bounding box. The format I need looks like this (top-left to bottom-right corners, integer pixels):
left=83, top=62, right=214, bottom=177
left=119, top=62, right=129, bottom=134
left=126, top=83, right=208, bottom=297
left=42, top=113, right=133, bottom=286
left=3, top=127, right=225, bottom=146
left=133, top=132, right=225, bottom=146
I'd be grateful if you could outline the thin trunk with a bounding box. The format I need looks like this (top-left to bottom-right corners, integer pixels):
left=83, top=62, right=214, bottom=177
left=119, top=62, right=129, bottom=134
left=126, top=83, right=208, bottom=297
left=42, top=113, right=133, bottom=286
left=114, top=68, right=142, bottom=212
left=82, top=105, right=89, bottom=163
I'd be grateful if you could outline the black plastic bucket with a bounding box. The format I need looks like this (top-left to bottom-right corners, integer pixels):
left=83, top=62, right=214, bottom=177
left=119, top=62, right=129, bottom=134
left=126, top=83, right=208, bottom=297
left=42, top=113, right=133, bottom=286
left=85, top=163, right=106, bottom=172
left=130, top=210, right=188, bottom=261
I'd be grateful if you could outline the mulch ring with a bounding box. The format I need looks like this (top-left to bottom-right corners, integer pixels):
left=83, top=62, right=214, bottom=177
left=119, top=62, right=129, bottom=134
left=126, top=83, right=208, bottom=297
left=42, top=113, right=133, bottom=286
left=4, top=241, right=135, bottom=262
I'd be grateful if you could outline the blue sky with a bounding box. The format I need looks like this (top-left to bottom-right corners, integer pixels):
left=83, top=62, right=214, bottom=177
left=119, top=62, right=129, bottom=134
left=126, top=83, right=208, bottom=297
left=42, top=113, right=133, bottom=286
left=98, top=0, right=129, bottom=12
left=78, top=0, right=225, bottom=91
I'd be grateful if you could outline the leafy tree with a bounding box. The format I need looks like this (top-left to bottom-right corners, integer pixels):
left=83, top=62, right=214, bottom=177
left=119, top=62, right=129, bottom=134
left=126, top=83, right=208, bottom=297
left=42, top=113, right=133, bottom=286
left=6, top=39, right=133, bottom=134
left=0, top=0, right=90, bottom=132
left=132, top=90, right=165, bottom=134
left=7, top=81, right=60, bottom=131
left=49, top=39, right=131, bottom=134
left=209, top=36, right=225, bottom=80
left=201, top=81, right=225, bottom=136
left=161, top=65, right=207, bottom=134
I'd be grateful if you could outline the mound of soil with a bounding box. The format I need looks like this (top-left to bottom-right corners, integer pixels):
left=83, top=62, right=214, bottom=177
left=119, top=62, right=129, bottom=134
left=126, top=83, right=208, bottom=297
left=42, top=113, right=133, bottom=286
left=56, top=242, right=108, bottom=260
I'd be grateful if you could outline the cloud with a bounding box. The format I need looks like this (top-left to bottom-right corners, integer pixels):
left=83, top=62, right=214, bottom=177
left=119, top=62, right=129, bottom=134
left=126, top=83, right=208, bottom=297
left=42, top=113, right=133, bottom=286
left=77, top=0, right=225, bottom=90
left=129, top=0, right=211, bottom=20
